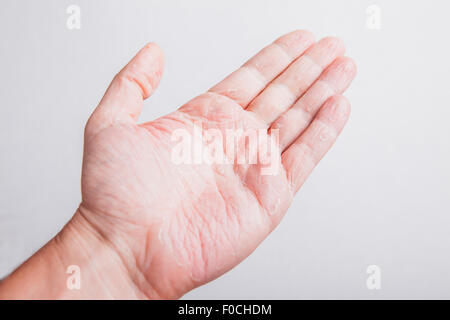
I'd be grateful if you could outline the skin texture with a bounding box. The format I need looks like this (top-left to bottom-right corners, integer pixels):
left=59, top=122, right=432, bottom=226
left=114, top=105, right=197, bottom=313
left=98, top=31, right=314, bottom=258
left=0, top=30, right=356, bottom=299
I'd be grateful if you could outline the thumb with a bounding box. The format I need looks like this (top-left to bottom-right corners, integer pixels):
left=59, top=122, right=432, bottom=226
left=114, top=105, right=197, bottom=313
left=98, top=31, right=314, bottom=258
left=86, top=43, right=164, bottom=138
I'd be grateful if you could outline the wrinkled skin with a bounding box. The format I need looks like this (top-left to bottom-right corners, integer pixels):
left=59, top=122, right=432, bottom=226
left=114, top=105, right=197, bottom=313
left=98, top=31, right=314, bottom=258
left=79, top=30, right=356, bottom=299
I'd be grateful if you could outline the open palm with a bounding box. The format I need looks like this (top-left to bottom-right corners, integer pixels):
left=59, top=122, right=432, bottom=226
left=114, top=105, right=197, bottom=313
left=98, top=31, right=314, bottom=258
left=79, top=30, right=356, bottom=299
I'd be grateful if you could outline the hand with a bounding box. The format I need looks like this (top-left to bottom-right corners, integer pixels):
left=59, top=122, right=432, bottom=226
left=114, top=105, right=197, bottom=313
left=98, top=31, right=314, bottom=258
left=78, top=30, right=356, bottom=298
left=0, top=30, right=356, bottom=299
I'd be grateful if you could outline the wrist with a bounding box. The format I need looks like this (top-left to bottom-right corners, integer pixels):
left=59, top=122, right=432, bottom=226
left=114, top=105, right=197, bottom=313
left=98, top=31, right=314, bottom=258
left=0, top=209, right=155, bottom=299
left=52, top=209, right=149, bottom=299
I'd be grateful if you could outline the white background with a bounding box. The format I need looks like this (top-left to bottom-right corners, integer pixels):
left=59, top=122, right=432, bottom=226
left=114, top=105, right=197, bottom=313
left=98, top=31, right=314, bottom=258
left=1, top=0, right=449, bottom=299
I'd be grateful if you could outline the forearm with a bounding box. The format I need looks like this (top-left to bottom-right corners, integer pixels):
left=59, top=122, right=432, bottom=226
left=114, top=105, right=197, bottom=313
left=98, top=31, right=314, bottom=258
left=0, top=211, right=149, bottom=299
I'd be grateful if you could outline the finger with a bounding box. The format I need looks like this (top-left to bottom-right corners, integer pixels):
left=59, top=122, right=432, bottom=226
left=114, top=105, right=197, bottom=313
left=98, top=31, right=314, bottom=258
left=86, top=43, right=164, bottom=138
left=273, top=56, right=356, bottom=151
left=282, top=95, right=350, bottom=194
left=247, top=37, right=345, bottom=126
left=208, top=30, right=315, bottom=108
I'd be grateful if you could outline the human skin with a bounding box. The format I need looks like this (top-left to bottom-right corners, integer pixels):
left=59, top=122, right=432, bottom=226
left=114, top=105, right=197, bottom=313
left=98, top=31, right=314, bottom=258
left=0, top=30, right=356, bottom=299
